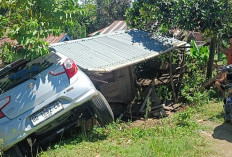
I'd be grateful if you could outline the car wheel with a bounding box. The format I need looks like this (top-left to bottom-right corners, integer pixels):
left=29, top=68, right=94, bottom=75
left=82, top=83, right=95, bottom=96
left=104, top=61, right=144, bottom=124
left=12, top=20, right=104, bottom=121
left=89, top=91, right=114, bottom=126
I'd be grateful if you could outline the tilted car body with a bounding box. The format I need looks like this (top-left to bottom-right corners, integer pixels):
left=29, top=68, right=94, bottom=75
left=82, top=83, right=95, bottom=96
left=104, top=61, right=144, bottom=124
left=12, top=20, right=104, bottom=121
left=0, top=51, right=114, bottom=156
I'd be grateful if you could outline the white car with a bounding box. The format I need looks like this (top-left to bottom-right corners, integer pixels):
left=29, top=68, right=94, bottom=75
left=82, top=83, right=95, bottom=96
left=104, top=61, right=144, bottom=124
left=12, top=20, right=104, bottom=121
left=0, top=50, right=114, bottom=156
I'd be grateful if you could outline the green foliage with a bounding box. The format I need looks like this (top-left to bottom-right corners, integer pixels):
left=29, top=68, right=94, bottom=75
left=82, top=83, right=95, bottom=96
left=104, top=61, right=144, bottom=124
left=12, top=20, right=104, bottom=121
left=144, top=98, right=151, bottom=120
left=65, top=21, right=87, bottom=39
left=144, top=42, right=214, bottom=106
left=180, top=43, right=214, bottom=105
left=153, top=42, right=214, bottom=105
left=190, top=40, right=209, bottom=65
left=181, top=66, right=206, bottom=104
left=0, top=0, right=131, bottom=63
left=218, top=53, right=228, bottom=65
left=127, top=0, right=232, bottom=79
left=194, top=101, right=224, bottom=123
left=156, top=85, right=172, bottom=101
left=77, top=1, right=97, bottom=36
left=175, top=108, right=198, bottom=128
left=93, top=0, right=130, bottom=33
left=67, top=0, right=131, bottom=38
left=0, top=0, right=85, bottom=63
left=137, top=45, right=212, bottom=105
left=127, top=0, right=232, bottom=37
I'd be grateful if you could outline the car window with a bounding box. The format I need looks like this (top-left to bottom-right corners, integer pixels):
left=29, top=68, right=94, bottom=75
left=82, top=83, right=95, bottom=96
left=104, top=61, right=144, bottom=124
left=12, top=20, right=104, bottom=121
left=0, top=53, right=60, bottom=94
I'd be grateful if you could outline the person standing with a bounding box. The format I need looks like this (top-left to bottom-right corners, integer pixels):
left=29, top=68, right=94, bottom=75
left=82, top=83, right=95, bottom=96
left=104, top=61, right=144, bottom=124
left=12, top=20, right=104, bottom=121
left=215, top=38, right=232, bottom=94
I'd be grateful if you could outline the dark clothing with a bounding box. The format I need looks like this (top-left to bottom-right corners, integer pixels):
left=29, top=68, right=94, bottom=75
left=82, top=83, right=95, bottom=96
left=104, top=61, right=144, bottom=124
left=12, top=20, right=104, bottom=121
left=228, top=72, right=232, bottom=81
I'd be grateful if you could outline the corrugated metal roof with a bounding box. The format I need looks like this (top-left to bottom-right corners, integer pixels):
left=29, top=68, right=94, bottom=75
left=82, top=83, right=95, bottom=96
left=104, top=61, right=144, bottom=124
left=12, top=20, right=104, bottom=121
left=51, top=30, right=186, bottom=72
left=89, top=20, right=127, bottom=37
left=45, top=33, right=71, bottom=44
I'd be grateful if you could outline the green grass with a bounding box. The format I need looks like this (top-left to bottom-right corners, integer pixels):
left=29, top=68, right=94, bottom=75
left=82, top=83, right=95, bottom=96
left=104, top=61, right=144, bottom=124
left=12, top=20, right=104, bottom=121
left=195, top=101, right=224, bottom=123
left=39, top=101, right=225, bottom=157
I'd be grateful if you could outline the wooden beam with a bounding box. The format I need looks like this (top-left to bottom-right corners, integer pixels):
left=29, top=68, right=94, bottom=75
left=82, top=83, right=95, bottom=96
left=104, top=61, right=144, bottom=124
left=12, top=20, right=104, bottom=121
left=139, top=88, right=152, bottom=112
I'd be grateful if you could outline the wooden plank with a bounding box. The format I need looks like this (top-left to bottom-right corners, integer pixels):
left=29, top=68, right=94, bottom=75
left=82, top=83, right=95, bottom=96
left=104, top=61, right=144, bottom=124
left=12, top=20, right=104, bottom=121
left=139, top=88, right=152, bottom=112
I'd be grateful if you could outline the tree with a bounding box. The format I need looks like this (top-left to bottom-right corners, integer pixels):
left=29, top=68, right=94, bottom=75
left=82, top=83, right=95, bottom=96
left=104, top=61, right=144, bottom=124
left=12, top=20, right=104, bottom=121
left=67, top=0, right=131, bottom=37
left=90, top=0, right=131, bottom=33
left=0, top=0, right=86, bottom=63
left=126, top=0, right=232, bottom=79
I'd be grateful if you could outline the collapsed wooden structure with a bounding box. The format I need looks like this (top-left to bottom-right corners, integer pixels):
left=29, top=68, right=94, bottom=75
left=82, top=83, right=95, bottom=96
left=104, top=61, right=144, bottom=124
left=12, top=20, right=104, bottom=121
left=51, top=30, right=187, bottom=119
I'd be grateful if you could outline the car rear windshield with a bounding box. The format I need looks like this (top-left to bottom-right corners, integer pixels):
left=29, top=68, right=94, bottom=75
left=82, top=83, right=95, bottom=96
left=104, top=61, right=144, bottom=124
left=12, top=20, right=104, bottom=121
left=0, top=53, right=60, bottom=95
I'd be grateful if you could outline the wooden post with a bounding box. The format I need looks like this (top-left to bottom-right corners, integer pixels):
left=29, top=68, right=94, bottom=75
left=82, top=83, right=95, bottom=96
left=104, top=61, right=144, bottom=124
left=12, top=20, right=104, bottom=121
left=151, top=78, right=160, bottom=105
left=151, top=79, right=155, bottom=102
left=176, top=48, right=186, bottom=100
left=139, top=87, right=152, bottom=112
left=169, top=52, right=177, bottom=103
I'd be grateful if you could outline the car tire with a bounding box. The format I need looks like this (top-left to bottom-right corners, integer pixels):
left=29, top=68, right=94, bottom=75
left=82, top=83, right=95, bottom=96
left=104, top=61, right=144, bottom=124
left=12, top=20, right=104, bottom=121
left=89, top=91, right=114, bottom=126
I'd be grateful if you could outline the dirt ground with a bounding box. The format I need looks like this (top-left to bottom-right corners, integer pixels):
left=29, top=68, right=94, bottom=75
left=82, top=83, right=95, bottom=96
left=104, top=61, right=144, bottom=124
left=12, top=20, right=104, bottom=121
left=201, top=122, right=232, bottom=157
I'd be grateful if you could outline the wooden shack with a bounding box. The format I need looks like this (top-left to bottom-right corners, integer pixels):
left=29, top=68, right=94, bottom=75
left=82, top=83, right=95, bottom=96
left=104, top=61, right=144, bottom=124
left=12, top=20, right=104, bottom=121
left=51, top=30, right=186, bottom=106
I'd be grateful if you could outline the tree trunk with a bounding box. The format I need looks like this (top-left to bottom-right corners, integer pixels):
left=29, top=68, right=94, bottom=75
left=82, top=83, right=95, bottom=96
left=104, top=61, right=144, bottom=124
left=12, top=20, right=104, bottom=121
left=206, top=37, right=217, bottom=80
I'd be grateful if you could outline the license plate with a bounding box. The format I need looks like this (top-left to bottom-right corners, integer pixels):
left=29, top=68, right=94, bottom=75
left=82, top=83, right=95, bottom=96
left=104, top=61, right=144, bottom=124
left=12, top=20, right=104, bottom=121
left=31, top=102, right=63, bottom=126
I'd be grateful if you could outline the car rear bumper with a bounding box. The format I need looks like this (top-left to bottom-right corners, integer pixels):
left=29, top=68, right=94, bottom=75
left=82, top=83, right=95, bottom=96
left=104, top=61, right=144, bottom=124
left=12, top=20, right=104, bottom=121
left=0, top=70, right=98, bottom=151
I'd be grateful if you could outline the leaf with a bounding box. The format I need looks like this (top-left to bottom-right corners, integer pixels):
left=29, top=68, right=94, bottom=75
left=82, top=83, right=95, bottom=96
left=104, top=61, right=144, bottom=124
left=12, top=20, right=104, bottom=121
left=0, top=0, right=86, bottom=62
left=32, top=30, right=37, bottom=36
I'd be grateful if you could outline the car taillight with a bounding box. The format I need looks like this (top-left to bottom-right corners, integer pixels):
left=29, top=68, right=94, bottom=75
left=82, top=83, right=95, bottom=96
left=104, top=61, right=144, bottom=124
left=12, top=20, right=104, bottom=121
left=0, top=96, right=11, bottom=119
left=63, top=58, right=78, bottom=79
left=50, top=58, right=78, bottom=79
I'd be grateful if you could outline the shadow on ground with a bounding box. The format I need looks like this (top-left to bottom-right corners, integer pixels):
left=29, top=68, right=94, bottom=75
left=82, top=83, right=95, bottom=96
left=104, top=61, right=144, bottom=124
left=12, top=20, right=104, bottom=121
left=213, top=123, right=232, bottom=143
left=25, top=118, right=107, bottom=157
